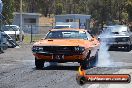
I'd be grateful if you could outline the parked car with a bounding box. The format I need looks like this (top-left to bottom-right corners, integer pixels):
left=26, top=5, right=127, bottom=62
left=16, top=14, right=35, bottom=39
left=3, top=25, right=24, bottom=41
left=98, top=25, right=132, bottom=51
left=32, top=28, right=100, bottom=69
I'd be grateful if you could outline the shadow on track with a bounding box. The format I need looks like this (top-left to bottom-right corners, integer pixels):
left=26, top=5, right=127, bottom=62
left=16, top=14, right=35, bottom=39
left=33, top=65, right=79, bottom=71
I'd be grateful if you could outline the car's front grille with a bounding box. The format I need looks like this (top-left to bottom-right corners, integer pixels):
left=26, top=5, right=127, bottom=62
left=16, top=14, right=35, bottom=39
left=32, top=46, right=84, bottom=55
left=100, top=37, right=130, bottom=43
left=114, top=37, right=129, bottom=42
left=43, top=46, right=74, bottom=54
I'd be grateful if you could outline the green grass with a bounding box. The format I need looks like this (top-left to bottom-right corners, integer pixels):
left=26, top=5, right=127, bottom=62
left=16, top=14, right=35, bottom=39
left=23, top=35, right=31, bottom=43
left=24, top=34, right=43, bottom=44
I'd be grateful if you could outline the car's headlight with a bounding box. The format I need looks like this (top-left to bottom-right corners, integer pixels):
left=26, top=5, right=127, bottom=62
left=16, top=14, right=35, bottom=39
left=74, top=46, right=85, bottom=53
left=74, top=46, right=80, bottom=51
left=32, top=46, right=43, bottom=52
left=79, top=47, right=85, bottom=52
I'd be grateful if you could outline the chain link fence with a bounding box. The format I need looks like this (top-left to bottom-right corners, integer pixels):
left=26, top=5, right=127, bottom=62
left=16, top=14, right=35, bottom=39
left=22, top=25, right=52, bottom=43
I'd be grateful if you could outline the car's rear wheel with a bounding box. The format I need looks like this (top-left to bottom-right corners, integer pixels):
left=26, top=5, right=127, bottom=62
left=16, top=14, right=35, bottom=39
left=35, top=57, right=44, bottom=69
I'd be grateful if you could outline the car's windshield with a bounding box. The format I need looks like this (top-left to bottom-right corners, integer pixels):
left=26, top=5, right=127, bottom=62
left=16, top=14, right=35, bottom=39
left=102, top=27, right=112, bottom=33
left=103, top=26, right=128, bottom=34
left=54, top=26, right=70, bottom=29
left=45, top=30, right=88, bottom=39
left=3, top=26, right=19, bottom=31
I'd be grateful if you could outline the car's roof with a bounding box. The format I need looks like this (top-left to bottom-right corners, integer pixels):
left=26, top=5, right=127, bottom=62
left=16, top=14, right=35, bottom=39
left=50, top=28, right=87, bottom=32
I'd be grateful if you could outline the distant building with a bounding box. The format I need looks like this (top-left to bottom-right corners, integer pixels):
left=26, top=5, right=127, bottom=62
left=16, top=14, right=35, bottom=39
left=55, top=14, right=91, bottom=30
left=13, top=12, right=41, bottom=33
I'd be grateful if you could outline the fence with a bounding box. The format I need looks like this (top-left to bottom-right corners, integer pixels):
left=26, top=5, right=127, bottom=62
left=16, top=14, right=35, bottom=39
left=22, top=25, right=102, bottom=44
left=22, top=25, right=52, bottom=43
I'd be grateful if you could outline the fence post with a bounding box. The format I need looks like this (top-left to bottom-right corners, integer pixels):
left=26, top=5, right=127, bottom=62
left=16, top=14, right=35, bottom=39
left=30, top=25, right=32, bottom=43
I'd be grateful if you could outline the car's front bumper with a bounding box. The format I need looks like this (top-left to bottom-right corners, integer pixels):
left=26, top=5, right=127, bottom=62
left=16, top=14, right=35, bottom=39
left=33, top=52, right=85, bottom=63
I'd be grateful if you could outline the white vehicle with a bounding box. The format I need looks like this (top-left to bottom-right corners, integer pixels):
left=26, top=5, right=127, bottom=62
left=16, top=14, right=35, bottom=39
left=54, top=25, right=71, bottom=29
left=55, top=22, right=79, bottom=29
left=98, top=25, right=132, bottom=51
left=3, top=25, right=24, bottom=41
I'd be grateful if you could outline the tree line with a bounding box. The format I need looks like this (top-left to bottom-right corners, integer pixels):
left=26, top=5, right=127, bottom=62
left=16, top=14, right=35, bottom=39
left=2, top=0, right=132, bottom=26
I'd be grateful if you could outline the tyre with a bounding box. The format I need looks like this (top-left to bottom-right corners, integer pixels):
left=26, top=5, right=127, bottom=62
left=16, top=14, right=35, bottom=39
left=92, top=51, right=98, bottom=66
left=80, top=52, right=91, bottom=69
left=16, top=35, right=19, bottom=41
left=16, top=35, right=24, bottom=41
left=126, top=45, right=131, bottom=51
left=80, top=61, right=89, bottom=70
left=22, top=35, right=24, bottom=41
left=80, top=50, right=98, bottom=69
left=0, top=47, right=4, bottom=53
left=35, top=57, right=44, bottom=69
left=3, top=44, right=8, bottom=50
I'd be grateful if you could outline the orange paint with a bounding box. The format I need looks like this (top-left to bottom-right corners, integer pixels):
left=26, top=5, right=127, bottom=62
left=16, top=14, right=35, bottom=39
left=33, top=28, right=100, bottom=63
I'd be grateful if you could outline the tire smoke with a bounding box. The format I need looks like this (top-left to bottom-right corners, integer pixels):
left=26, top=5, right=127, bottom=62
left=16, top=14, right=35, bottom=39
left=96, top=28, right=114, bottom=67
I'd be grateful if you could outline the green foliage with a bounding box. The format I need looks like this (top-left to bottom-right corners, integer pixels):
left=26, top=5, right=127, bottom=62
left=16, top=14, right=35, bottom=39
left=121, top=12, right=128, bottom=20
left=56, top=3, right=63, bottom=15
left=2, top=0, right=132, bottom=24
left=126, top=0, right=132, bottom=21
left=2, top=0, right=14, bottom=24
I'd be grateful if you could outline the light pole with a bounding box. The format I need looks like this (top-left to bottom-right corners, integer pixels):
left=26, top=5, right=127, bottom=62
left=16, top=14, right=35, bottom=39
left=20, top=0, right=23, bottom=42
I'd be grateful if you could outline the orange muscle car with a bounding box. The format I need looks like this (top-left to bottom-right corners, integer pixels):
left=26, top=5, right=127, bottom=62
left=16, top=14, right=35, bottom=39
left=32, top=28, right=100, bottom=69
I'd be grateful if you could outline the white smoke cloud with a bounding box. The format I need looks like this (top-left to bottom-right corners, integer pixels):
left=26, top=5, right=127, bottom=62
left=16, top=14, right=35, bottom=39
left=96, top=27, right=114, bottom=67
left=0, top=0, right=2, bottom=3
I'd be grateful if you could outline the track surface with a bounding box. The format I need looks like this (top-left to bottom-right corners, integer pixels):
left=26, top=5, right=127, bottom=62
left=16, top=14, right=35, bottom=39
left=0, top=44, right=132, bottom=88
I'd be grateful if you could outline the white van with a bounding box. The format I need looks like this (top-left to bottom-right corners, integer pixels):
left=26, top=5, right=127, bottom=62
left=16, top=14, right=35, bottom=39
left=3, top=25, right=24, bottom=41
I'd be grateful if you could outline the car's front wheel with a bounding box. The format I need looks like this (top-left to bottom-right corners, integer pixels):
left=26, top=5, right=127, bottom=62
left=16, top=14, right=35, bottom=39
left=124, top=45, right=131, bottom=51
left=80, top=51, right=98, bottom=69
left=35, top=57, right=44, bottom=69
left=80, top=52, right=91, bottom=69
left=127, top=45, right=131, bottom=51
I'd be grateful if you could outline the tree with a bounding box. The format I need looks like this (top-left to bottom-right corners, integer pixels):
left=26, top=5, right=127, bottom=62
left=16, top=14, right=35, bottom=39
left=55, top=3, right=63, bottom=15
left=3, top=0, right=131, bottom=25
left=14, top=0, right=19, bottom=12
left=2, top=0, right=14, bottom=24
left=126, top=0, right=132, bottom=22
